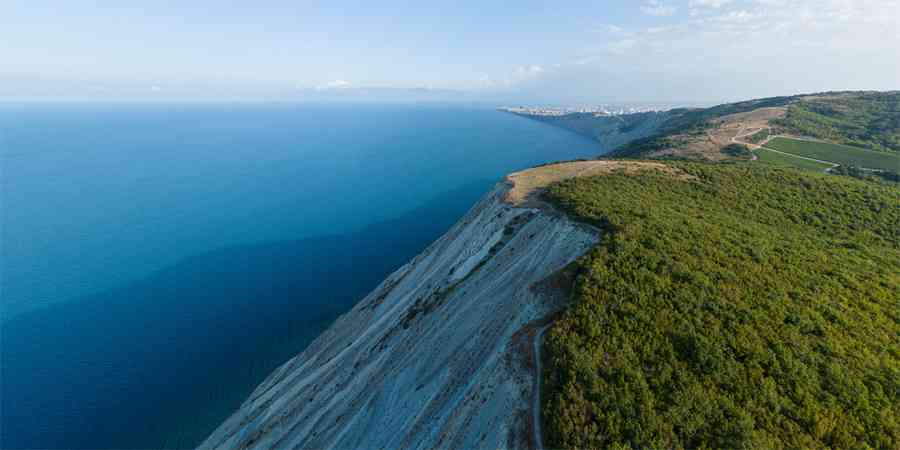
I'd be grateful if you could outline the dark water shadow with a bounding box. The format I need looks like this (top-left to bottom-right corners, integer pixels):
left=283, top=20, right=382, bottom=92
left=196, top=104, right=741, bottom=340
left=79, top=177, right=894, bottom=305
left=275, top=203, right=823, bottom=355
left=1, top=179, right=494, bottom=449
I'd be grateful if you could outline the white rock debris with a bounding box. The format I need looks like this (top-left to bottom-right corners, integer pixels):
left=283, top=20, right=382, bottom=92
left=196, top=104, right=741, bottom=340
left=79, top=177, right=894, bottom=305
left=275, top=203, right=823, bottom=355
left=200, top=181, right=599, bottom=450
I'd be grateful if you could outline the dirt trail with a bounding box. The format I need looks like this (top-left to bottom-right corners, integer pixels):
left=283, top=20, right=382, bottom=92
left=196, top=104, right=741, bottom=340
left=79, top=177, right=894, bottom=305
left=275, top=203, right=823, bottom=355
left=757, top=146, right=840, bottom=169
left=731, top=126, right=769, bottom=148
left=532, top=324, right=550, bottom=450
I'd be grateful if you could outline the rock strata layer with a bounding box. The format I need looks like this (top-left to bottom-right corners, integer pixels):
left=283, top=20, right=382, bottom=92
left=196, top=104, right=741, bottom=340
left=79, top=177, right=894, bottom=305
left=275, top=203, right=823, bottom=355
left=201, top=178, right=599, bottom=450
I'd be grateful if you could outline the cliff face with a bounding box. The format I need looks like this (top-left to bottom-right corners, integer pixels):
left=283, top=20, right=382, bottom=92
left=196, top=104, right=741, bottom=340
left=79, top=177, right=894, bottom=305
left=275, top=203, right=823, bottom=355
left=201, top=179, right=599, bottom=450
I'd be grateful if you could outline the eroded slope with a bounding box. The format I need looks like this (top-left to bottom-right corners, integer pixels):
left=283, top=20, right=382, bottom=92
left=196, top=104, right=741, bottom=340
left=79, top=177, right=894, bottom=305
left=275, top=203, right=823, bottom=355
left=201, top=174, right=600, bottom=450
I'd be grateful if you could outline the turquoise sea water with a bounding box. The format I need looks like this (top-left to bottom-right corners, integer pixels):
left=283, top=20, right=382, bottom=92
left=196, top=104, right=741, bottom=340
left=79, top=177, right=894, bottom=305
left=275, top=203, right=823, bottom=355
left=0, top=102, right=601, bottom=448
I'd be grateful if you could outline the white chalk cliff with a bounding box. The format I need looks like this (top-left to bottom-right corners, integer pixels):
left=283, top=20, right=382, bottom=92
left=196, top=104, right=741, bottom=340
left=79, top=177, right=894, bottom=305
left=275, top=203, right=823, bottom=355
left=201, top=168, right=601, bottom=450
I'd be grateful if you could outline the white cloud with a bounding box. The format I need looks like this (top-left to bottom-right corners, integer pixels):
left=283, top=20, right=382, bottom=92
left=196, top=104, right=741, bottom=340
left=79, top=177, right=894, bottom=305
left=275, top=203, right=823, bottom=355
left=607, top=39, right=638, bottom=54
left=570, top=0, right=898, bottom=93
left=713, top=9, right=760, bottom=24
left=477, top=65, right=547, bottom=89
left=640, top=1, right=677, bottom=17
left=690, top=0, right=733, bottom=8
left=606, top=0, right=898, bottom=53
left=489, top=0, right=898, bottom=102
left=475, top=74, right=494, bottom=88
left=588, top=24, right=636, bottom=38
left=316, top=79, right=352, bottom=91
left=150, top=85, right=162, bottom=92
left=512, top=65, right=545, bottom=80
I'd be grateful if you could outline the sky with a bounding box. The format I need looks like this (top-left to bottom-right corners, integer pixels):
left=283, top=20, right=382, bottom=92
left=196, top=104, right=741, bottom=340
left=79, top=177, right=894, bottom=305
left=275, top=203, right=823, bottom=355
left=3, top=0, right=898, bottom=103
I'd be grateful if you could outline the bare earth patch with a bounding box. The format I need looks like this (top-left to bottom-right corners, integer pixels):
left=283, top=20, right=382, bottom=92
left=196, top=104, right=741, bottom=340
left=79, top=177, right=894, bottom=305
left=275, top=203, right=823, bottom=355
left=709, top=106, right=787, bottom=145
left=653, top=136, right=724, bottom=160
left=504, top=160, right=689, bottom=206
left=645, top=106, right=788, bottom=161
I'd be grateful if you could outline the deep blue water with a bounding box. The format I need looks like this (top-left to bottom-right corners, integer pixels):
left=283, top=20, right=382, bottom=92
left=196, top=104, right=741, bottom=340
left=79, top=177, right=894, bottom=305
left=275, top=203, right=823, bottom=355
left=0, top=102, right=601, bottom=449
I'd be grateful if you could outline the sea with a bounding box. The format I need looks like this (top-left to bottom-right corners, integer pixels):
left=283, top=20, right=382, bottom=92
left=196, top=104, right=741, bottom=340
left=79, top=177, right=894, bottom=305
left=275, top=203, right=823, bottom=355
left=0, top=102, right=602, bottom=449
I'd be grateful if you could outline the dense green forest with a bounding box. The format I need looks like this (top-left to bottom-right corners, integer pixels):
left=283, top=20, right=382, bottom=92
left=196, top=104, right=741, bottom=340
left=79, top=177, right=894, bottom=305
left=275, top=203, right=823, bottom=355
left=832, top=164, right=900, bottom=184
left=775, top=92, right=900, bottom=153
left=541, top=164, right=900, bottom=449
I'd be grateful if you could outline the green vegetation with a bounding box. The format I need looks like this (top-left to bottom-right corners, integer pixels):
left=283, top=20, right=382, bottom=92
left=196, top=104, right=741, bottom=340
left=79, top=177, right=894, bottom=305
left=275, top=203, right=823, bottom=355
left=526, top=110, right=673, bottom=151
left=615, top=135, right=688, bottom=158
left=755, top=147, right=835, bottom=172
left=765, top=137, right=900, bottom=171
left=541, top=164, right=900, bottom=449
left=614, top=95, right=800, bottom=158
left=611, top=91, right=900, bottom=162
left=831, top=165, right=900, bottom=184
left=661, top=95, right=795, bottom=134
left=775, top=91, right=900, bottom=153
left=720, top=143, right=752, bottom=159
left=544, top=94, right=798, bottom=149
left=539, top=111, right=665, bottom=139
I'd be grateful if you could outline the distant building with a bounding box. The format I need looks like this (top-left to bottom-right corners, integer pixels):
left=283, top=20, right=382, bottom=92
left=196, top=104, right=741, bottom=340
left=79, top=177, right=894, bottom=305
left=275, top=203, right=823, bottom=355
left=499, top=103, right=676, bottom=117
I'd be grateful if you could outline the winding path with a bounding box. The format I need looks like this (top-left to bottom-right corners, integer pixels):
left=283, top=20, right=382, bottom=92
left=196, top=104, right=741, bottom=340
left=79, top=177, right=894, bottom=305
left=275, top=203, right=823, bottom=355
left=731, top=127, right=839, bottom=172
left=730, top=126, right=770, bottom=160
left=532, top=324, right=550, bottom=450
left=755, top=146, right=839, bottom=168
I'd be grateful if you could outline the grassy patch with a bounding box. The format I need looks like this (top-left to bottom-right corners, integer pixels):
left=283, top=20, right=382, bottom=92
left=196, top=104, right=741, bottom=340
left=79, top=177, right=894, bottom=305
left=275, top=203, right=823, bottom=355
left=766, top=137, right=900, bottom=171
left=755, top=147, right=834, bottom=171
left=541, top=163, right=900, bottom=449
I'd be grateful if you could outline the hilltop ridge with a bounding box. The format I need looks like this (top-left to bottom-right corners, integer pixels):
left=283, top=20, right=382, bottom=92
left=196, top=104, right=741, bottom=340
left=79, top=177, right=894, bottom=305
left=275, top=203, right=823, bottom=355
left=206, top=92, right=900, bottom=449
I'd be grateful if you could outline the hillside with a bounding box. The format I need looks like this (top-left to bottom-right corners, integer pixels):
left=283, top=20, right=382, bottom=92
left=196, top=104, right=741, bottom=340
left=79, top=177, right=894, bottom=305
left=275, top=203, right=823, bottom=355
left=542, top=163, right=900, bottom=449
left=618, top=92, right=900, bottom=181
left=774, top=91, right=900, bottom=153
left=519, top=92, right=899, bottom=180
left=530, top=92, right=900, bottom=448
left=505, top=110, right=676, bottom=152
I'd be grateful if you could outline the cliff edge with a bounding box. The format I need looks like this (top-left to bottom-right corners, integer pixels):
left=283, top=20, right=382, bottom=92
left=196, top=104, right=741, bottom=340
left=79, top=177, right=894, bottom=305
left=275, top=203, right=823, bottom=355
left=200, top=164, right=606, bottom=450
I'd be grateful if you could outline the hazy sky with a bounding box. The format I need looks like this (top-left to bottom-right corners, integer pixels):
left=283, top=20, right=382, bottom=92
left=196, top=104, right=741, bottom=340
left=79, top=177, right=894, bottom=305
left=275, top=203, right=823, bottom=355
left=3, top=0, right=898, bottom=102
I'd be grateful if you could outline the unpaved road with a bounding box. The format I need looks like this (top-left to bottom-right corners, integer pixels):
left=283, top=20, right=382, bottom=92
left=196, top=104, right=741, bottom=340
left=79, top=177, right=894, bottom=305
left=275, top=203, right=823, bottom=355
left=756, top=146, right=839, bottom=169
left=731, top=126, right=770, bottom=161
left=532, top=324, right=550, bottom=450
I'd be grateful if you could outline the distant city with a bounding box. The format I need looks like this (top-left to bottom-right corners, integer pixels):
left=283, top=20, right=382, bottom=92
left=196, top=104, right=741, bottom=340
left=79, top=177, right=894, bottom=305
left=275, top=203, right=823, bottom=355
left=499, top=104, right=681, bottom=117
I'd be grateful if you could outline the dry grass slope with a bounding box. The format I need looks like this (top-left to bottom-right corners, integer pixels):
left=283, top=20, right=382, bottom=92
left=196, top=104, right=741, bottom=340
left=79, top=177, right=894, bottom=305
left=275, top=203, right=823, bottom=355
left=504, top=161, right=690, bottom=206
